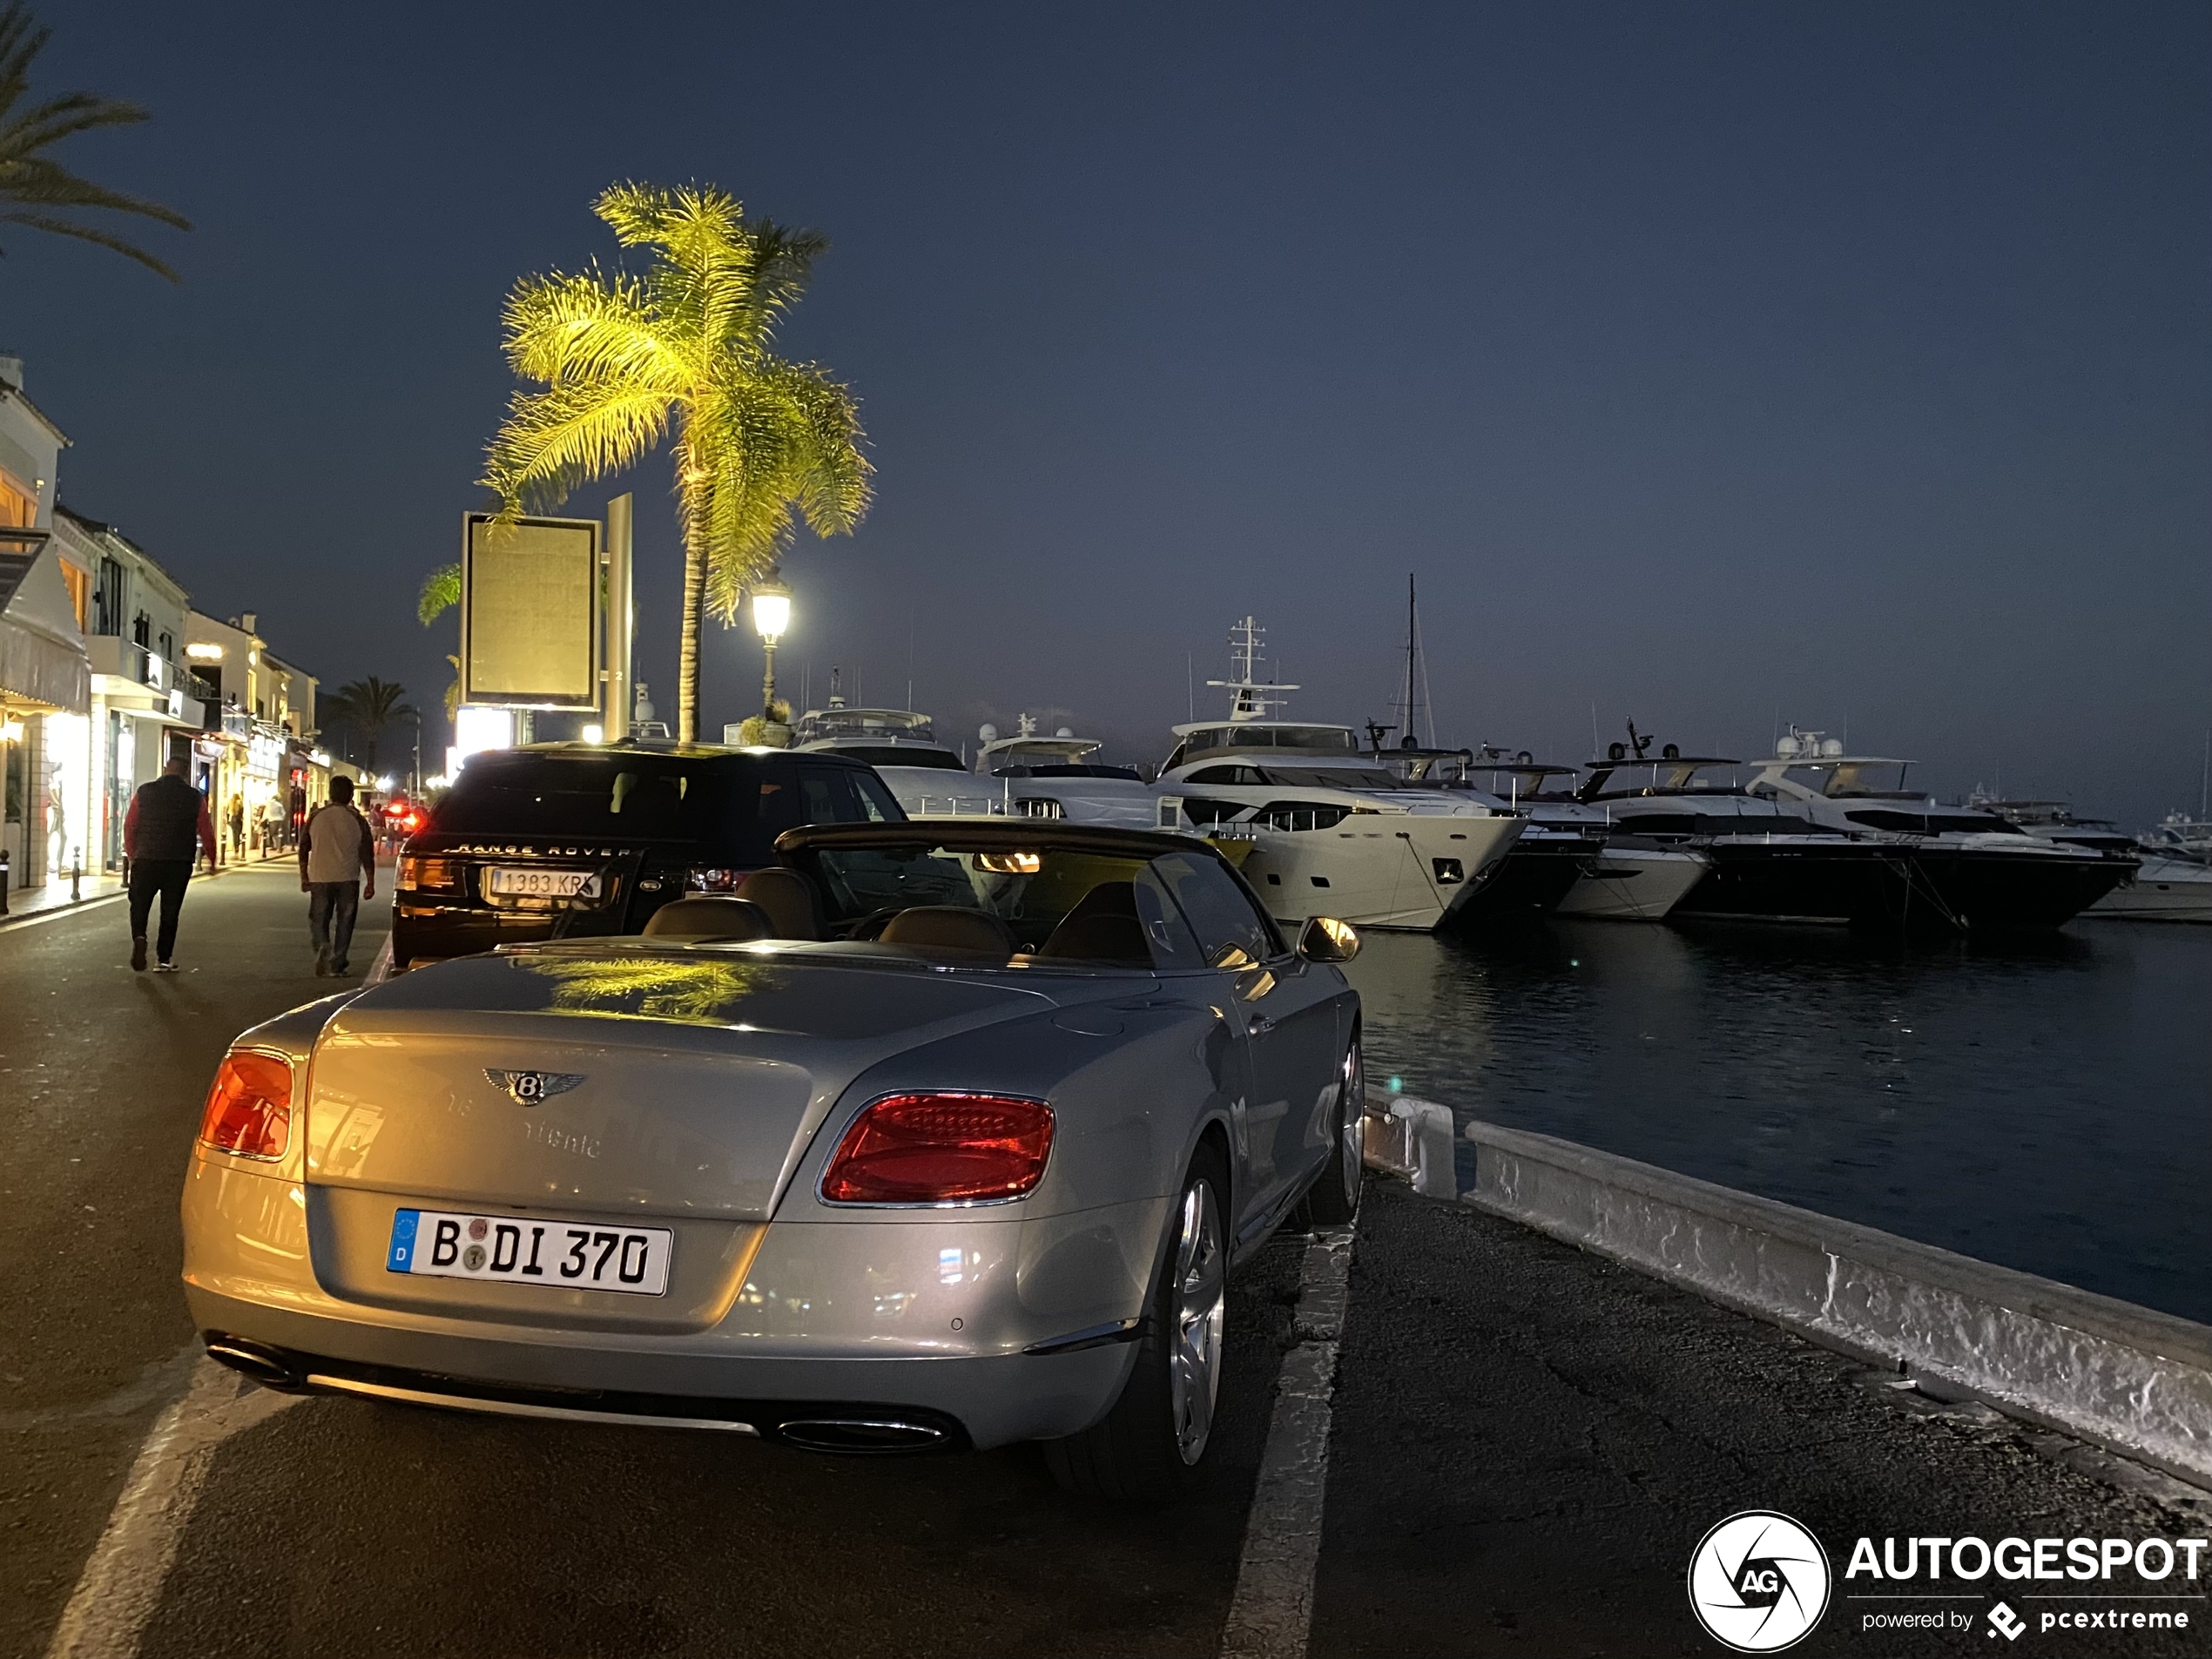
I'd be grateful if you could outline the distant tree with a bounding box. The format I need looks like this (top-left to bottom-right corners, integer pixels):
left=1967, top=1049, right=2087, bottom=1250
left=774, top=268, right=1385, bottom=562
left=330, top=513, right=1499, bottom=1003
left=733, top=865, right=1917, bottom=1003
left=323, top=677, right=414, bottom=776
left=482, top=181, right=870, bottom=744
left=0, top=3, right=189, bottom=280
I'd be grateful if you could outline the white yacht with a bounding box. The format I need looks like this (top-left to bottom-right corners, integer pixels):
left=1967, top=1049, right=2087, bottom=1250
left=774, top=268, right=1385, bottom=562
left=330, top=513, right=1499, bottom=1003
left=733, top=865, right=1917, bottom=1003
left=1972, top=798, right=2212, bottom=923
left=969, top=714, right=1165, bottom=829
left=1394, top=747, right=1711, bottom=922
left=790, top=702, right=998, bottom=816
left=1153, top=619, right=1522, bottom=932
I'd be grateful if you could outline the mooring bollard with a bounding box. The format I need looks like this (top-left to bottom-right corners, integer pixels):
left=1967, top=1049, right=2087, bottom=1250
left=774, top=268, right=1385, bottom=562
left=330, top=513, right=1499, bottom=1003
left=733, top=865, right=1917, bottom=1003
left=71, top=860, right=81, bottom=902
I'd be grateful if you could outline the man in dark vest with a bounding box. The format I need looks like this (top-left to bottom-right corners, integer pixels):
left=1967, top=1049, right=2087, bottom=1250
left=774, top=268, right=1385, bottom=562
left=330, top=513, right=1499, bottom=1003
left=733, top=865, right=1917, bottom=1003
left=122, top=759, right=218, bottom=972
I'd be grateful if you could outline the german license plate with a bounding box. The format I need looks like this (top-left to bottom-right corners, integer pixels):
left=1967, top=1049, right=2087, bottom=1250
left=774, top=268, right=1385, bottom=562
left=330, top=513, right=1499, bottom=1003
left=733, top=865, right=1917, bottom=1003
left=387, top=1208, right=671, bottom=1296
left=486, top=867, right=601, bottom=900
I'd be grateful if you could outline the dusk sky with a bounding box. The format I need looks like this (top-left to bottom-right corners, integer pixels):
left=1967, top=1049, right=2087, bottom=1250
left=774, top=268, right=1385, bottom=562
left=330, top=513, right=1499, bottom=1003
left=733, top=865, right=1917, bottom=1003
left=12, top=2, right=2208, bottom=824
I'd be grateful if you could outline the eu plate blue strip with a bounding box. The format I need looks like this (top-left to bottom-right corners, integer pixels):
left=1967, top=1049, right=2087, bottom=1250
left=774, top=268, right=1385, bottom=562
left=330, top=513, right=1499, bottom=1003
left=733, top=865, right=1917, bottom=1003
left=387, top=1208, right=420, bottom=1272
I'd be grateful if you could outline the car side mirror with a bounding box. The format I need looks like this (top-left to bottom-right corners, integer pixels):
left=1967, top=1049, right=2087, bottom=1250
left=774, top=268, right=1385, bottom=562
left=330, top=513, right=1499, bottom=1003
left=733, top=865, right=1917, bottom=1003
left=1298, top=916, right=1360, bottom=963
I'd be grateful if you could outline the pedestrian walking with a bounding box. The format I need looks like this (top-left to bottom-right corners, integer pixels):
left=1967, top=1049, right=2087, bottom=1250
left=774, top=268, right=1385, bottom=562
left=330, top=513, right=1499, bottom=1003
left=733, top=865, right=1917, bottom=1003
left=300, top=774, right=375, bottom=976
left=123, top=759, right=217, bottom=973
left=226, top=793, right=245, bottom=862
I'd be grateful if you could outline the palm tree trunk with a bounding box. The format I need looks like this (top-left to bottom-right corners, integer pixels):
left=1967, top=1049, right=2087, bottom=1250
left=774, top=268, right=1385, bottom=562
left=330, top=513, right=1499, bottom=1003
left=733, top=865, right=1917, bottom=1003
left=678, top=537, right=705, bottom=745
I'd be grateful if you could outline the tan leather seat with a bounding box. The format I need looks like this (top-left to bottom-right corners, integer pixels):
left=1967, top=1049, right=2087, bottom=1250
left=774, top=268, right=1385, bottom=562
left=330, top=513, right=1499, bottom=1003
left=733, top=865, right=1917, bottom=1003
left=1035, top=882, right=1150, bottom=965
left=877, top=907, right=1016, bottom=961
left=640, top=896, right=773, bottom=941
left=738, top=868, right=824, bottom=940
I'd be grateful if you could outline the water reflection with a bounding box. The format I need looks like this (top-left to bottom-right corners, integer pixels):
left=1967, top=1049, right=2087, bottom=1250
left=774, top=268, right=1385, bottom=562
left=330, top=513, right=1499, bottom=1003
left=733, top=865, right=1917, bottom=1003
left=1346, top=921, right=2212, bottom=1323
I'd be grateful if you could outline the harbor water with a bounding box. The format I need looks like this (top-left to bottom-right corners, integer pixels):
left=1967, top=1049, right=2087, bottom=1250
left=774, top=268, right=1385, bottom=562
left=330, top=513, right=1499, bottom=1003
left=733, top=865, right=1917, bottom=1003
left=1345, top=918, right=2212, bottom=1325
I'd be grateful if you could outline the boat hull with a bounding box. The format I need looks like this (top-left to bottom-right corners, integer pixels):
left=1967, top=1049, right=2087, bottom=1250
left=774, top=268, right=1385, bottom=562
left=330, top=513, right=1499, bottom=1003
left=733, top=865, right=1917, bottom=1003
left=1670, top=839, right=2126, bottom=930
left=1239, top=815, right=1522, bottom=932
left=2083, top=857, right=2212, bottom=922
left=1441, top=836, right=1597, bottom=927
left=1555, top=846, right=1710, bottom=921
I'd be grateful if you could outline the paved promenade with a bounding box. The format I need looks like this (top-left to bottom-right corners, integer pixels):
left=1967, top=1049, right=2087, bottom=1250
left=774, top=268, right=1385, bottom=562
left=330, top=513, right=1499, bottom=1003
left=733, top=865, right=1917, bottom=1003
left=2, top=868, right=2202, bottom=1657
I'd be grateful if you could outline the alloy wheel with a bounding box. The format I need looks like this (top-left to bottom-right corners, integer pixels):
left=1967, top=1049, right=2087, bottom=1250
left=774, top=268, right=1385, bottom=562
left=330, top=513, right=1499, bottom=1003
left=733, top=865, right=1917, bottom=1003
left=1169, top=1177, right=1227, bottom=1466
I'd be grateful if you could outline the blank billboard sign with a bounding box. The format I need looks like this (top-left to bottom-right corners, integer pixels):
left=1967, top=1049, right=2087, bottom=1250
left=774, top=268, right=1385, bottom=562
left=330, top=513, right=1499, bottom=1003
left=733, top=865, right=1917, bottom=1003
left=461, top=514, right=600, bottom=709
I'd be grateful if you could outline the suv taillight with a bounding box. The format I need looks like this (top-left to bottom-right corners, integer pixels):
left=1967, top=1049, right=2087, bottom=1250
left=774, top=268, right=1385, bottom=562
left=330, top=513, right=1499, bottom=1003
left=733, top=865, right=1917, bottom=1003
left=684, top=867, right=750, bottom=893
left=819, top=1093, right=1054, bottom=1204
left=199, top=1052, right=293, bottom=1160
left=397, top=855, right=458, bottom=890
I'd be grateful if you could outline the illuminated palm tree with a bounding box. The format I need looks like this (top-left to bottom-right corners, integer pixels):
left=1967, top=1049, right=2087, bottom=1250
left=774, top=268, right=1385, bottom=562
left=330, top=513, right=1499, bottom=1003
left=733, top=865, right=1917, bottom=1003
left=482, top=182, right=871, bottom=744
left=0, top=3, right=189, bottom=280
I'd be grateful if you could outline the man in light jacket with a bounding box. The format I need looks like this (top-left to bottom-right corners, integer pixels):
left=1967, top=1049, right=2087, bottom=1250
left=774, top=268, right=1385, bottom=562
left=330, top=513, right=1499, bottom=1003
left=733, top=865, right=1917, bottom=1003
left=300, top=775, right=376, bottom=976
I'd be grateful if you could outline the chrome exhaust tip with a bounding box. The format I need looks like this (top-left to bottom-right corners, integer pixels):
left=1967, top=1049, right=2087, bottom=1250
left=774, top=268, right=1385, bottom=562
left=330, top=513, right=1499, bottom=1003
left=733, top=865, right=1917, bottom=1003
left=204, top=1335, right=306, bottom=1391
left=773, top=1416, right=953, bottom=1455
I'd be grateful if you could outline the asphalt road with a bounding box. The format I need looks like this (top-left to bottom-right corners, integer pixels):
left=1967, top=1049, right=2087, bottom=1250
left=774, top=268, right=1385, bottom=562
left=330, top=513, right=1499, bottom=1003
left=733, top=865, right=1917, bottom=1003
left=3, top=871, right=2205, bottom=1658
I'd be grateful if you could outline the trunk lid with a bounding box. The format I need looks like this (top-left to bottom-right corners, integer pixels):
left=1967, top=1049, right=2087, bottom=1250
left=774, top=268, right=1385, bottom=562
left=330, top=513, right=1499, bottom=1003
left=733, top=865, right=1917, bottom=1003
left=305, top=948, right=1055, bottom=1220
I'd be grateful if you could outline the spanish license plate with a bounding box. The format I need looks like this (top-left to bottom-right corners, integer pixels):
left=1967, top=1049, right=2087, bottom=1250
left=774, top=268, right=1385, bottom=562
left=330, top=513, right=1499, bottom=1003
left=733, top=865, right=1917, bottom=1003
left=387, top=1208, right=671, bottom=1296
left=486, top=867, right=601, bottom=900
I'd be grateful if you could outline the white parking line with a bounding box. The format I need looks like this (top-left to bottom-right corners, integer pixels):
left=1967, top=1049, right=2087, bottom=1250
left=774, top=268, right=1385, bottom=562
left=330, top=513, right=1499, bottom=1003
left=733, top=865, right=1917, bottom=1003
left=42, top=1359, right=303, bottom=1659
left=1219, top=1224, right=1355, bottom=1659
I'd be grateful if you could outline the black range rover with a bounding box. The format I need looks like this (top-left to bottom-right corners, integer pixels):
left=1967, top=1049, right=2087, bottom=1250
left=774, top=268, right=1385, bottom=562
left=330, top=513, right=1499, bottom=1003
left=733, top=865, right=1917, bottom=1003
left=392, top=744, right=904, bottom=969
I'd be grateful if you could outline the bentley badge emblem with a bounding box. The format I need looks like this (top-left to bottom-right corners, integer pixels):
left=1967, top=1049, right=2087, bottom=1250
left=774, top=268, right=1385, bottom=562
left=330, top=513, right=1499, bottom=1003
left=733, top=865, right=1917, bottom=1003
left=485, top=1069, right=585, bottom=1106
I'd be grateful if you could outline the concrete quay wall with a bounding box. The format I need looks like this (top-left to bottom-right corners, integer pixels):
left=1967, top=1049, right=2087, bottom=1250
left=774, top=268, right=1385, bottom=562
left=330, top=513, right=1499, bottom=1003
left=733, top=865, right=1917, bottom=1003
left=1363, top=1088, right=2212, bottom=1488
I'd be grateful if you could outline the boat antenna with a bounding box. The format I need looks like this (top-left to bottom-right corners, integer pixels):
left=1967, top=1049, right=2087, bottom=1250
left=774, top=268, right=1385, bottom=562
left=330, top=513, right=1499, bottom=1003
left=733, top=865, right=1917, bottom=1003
left=829, top=665, right=843, bottom=710
left=2201, top=728, right=2209, bottom=819
left=1590, top=701, right=1601, bottom=757
left=1187, top=654, right=1194, bottom=722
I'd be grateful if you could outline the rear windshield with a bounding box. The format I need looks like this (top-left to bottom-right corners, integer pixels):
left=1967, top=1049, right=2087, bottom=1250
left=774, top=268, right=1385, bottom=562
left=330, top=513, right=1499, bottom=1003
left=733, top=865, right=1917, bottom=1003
left=431, top=754, right=903, bottom=860
left=789, top=840, right=1271, bottom=969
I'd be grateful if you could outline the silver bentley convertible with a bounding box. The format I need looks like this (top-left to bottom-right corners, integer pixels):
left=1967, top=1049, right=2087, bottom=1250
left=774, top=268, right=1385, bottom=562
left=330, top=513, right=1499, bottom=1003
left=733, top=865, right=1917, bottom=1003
left=183, top=821, right=1364, bottom=1500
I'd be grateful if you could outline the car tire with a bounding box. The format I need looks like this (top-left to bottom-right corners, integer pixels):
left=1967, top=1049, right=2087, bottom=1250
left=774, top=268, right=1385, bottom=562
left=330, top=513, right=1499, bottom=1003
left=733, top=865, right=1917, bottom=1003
left=1298, top=1038, right=1365, bottom=1228
left=1044, top=1142, right=1231, bottom=1502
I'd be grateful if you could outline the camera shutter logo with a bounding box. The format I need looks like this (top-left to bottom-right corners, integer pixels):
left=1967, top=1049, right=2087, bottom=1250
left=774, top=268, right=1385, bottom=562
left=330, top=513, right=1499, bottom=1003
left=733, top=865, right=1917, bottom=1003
left=1687, top=1511, right=1831, bottom=1653
left=485, top=1069, right=585, bottom=1107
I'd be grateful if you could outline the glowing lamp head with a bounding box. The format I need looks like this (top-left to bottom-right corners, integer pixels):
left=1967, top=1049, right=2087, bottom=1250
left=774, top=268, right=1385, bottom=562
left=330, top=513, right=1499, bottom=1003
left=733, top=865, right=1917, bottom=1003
left=751, top=571, right=792, bottom=643
left=581, top=723, right=605, bottom=745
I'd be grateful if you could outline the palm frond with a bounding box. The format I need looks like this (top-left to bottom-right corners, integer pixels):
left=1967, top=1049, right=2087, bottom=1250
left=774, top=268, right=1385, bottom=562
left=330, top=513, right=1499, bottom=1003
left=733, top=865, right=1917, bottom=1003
left=501, top=267, right=684, bottom=389
left=482, top=380, right=673, bottom=514
left=0, top=209, right=177, bottom=280
left=0, top=3, right=187, bottom=278
left=417, top=563, right=460, bottom=626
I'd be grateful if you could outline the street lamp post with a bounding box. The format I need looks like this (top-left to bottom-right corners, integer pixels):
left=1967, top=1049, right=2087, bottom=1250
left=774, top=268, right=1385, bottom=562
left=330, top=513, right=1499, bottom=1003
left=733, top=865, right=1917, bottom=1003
left=751, top=569, right=792, bottom=725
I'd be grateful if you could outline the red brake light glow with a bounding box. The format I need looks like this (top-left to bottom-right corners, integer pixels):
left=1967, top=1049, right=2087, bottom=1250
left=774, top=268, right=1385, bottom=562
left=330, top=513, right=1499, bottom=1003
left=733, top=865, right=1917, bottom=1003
left=198, top=1051, right=293, bottom=1160
left=819, top=1093, right=1054, bottom=1204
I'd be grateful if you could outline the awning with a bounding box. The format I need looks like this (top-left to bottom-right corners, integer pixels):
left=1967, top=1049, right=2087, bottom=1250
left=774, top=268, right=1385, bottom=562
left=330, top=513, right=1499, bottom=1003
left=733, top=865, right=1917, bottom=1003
left=0, top=544, right=91, bottom=713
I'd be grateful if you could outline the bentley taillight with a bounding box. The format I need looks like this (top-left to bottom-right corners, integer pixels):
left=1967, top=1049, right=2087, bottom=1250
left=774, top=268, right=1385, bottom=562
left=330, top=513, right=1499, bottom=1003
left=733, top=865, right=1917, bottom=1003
left=198, top=1052, right=293, bottom=1161
left=819, top=1093, right=1054, bottom=1205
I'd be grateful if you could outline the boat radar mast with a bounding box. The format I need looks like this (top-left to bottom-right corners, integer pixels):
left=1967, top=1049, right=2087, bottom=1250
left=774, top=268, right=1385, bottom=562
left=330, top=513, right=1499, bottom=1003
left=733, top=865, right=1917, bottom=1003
left=1207, top=616, right=1299, bottom=723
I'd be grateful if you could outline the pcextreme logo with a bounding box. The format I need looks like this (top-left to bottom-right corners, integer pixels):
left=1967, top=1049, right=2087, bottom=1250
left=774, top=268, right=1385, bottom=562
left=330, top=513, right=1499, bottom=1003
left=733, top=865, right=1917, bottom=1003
left=1688, top=1511, right=1831, bottom=1652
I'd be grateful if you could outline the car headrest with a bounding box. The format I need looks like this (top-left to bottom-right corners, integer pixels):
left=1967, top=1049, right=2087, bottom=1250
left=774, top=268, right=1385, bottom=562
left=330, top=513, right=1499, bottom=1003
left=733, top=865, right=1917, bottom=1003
left=1059, top=880, right=1140, bottom=922
left=737, top=867, right=824, bottom=940
left=877, top=906, right=1016, bottom=961
left=1034, top=911, right=1152, bottom=966
left=640, top=896, right=773, bottom=941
